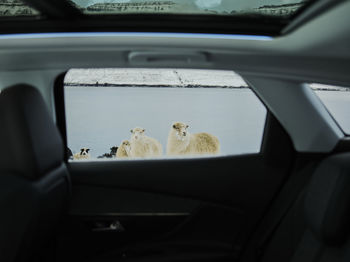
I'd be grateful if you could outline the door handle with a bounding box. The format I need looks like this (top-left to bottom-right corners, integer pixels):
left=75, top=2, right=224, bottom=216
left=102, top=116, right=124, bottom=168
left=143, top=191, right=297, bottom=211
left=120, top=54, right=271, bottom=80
left=92, top=220, right=125, bottom=232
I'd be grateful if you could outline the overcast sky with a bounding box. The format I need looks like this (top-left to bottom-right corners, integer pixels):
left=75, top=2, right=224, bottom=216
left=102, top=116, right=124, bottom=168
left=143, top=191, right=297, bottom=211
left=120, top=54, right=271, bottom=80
left=72, top=0, right=305, bottom=11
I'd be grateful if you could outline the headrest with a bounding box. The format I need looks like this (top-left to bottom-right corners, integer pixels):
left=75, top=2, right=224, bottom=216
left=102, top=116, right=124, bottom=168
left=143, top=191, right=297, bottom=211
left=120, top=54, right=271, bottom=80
left=0, top=84, right=64, bottom=180
left=304, top=153, right=350, bottom=246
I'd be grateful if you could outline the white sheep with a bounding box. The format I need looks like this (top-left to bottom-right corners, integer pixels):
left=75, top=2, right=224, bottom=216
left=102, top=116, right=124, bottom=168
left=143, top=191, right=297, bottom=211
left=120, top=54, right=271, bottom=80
left=129, top=127, right=163, bottom=158
left=116, top=140, right=131, bottom=158
left=167, top=122, right=220, bottom=156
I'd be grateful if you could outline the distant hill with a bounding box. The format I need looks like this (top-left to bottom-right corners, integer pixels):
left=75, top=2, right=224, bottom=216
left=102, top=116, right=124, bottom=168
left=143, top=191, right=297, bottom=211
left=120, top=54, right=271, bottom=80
left=252, top=2, right=305, bottom=16
left=85, top=1, right=211, bottom=15
left=0, top=0, right=305, bottom=17
left=84, top=1, right=304, bottom=16
left=309, top=83, right=350, bottom=91
left=0, top=0, right=39, bottom=16
left=64, top=69, right=248, bottom=88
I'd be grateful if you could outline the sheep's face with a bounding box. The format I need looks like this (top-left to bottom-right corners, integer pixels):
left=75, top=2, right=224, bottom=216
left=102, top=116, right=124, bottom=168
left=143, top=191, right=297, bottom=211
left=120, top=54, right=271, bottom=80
left=121, top=140, right=131, bottom=153
left=131, top=127, right=145, bottom=141
left=172, top=122, right=189, bottom=141
left=80, top=147, right=90, bottom=156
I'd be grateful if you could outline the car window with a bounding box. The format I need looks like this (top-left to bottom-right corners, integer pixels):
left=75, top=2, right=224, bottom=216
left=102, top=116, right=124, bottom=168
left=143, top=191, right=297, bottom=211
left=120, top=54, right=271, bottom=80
left=64, top=68, right=267, bottom=161
left=309, top=83, right=350, bottom=135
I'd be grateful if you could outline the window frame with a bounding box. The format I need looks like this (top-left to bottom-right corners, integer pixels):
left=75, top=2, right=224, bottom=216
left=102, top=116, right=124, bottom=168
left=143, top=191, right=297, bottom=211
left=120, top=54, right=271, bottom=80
left=54, top=70, right=285, bottom=162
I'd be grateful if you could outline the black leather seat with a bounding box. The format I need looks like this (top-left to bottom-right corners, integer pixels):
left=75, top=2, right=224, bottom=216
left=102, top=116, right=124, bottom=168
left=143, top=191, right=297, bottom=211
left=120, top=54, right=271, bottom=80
left=293, top=153, right=350, bottom=262
left=255, top=153, right=350, bottom=262
left=0, top=84, right=71, bottom=262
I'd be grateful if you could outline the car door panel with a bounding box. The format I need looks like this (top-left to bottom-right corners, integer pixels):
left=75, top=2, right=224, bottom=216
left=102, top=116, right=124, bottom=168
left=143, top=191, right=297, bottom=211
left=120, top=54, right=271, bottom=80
left=59, top=150, right=292, bottom=260
left=56, top=114, right=295, bottom=261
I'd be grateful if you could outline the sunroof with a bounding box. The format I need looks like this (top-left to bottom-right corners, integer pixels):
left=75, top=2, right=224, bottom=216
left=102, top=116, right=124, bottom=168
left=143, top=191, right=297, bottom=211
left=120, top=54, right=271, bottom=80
left=0, top=0, right=40, bottom=17
left=70, top=0, right=309, bottom=17
left=0, top=0, right=318, bottom=36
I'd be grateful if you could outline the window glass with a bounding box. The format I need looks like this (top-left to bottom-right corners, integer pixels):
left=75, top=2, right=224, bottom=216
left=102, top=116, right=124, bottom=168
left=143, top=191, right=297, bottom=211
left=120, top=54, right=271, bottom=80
left=64, top=69, right=267, bottom=161
left=0, top=0, right=40, bottom=17
left=309, top=83, right=350, bottom=134
left=69, top=0, right=308, bottom=17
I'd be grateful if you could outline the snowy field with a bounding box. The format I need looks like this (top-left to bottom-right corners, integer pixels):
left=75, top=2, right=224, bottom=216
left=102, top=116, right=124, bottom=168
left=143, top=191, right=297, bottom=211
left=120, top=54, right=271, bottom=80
left=65, top=86, right=267, bottom=158
left=65, top=68, right=247, bottom=88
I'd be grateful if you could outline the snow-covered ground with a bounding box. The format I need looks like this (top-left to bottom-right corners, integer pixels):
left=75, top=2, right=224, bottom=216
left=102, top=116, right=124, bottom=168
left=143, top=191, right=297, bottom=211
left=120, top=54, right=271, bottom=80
left=64, top=69, right=247, bottom=88
left=71, top=0, right=305, bottom=16
left=309, top=83, right=350, bottom=91
left=0, top=0, right=39, bottom=16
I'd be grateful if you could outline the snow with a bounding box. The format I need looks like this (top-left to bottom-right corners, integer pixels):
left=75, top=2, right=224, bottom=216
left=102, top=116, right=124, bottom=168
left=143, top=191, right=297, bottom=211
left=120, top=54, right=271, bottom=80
left=64, top=68, right=247, bottom=88
left=309, top=83, right=350, bottom=91
left=0, top=0, right=39, bottom=16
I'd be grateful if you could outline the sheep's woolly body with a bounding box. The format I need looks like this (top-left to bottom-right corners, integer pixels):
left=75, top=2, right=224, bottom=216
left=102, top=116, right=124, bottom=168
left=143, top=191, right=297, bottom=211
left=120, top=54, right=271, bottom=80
left=129, top=127, right=162, bottom=158
left=167, top=123, right=220, bottom=156
left=130, top=136, right=162, bottom=158
left=116, top=140, right=130, bottom=158
left=73, top=153, right=90, bottom=160
left=116, top=147, right=128, bottom=158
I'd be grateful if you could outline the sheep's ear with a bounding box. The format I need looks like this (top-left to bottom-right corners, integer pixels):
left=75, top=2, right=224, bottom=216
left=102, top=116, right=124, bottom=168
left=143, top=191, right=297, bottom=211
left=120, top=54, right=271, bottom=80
left=186, top=125, right=189, bottom=128
left=142, top=129, right=145, bottom=132
left=173, top=124, right=176, bottom=129
left=87, top=149, right=90, bottom=153
left=130, top=129, right=133, bottom=133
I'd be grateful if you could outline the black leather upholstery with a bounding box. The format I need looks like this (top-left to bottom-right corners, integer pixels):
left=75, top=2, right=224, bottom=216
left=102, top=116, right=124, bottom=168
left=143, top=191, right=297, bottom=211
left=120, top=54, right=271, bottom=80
left=0, top=84, right=70, bottom=262
left=242, top=153, right=350, bottom=262
left=0, top=84, right=64, bottom=180
left=304, top=153, right=350, bottom=246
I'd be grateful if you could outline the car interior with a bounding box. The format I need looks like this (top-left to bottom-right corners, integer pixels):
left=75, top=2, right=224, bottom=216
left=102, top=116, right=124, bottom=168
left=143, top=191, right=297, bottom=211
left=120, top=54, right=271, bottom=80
left=1, top=0, right=350, bottom=262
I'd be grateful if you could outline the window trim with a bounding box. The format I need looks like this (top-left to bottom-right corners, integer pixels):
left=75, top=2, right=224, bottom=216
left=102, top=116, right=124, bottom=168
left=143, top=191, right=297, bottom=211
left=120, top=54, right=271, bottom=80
left=54, top=71, right=69, bottom=162
left=54, top=69, right=289, bottom=161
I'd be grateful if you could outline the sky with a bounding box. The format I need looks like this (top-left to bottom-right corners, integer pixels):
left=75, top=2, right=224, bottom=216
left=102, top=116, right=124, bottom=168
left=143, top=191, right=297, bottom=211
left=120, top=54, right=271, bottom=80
left=71, top=0, right=305, bottom=11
